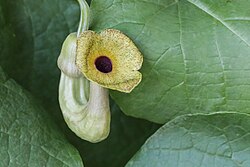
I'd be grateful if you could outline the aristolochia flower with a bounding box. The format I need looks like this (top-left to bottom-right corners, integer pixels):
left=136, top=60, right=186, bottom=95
left=57, top=0, right=144, bottom=143
left=76, top=29, right=143, bottom=93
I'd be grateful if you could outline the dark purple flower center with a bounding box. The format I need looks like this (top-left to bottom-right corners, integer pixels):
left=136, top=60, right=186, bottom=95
left=95, top=56, right=112, bottom=73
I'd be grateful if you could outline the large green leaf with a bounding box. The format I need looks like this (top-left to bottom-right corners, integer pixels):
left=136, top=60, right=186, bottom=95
left=0, top=0, right=79, bottom=113
left=0, top=67, right=83, bottom=167
left=126, top=113, right=250, bottom=167
left=90, top=0, right=250, bottom=123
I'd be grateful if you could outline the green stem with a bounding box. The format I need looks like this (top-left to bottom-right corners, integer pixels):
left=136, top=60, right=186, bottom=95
left=77, top=0, right=90, bottom=37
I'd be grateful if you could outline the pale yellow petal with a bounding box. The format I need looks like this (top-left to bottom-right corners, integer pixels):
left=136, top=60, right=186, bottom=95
left=76, top=29, right=143, bottom=93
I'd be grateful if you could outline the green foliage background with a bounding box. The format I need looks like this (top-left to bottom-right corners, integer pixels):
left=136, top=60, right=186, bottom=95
left=1, top=0, right=250, bottom=166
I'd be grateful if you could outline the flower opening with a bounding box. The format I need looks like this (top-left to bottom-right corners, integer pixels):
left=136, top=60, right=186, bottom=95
left=95, top=56, right=112, bottom=73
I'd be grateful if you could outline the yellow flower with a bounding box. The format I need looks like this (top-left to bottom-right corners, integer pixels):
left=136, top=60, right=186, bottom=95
left=76, top=29, right=143, bottom=93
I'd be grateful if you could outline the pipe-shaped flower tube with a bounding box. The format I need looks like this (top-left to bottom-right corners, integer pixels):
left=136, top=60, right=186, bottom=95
left=59, top=73, right=110, bottom=142
left=57, top=0, right=110, bottom=143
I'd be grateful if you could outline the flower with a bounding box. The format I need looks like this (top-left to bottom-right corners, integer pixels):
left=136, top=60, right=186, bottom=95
left=76, top=29, right=143, bottom=93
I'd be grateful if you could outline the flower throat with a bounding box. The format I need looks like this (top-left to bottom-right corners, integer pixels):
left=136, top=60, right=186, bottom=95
left=95, top=56, right=112, bottom=73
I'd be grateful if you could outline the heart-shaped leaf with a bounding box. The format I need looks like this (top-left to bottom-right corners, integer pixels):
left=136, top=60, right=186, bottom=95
left=91, top=0, right=250, bottom=123
left=0, top=67, right=83, bottom=167
left=126, top=113, right=250, bottom=167
left=0, top=0, right=78, bottom=111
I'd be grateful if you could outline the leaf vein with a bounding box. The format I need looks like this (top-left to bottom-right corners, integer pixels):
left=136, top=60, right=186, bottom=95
left=187, top=0, right=250, bottom=47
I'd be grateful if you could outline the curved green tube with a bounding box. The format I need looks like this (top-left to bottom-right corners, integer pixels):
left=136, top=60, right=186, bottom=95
left=57, top=0, right=111, bottom=143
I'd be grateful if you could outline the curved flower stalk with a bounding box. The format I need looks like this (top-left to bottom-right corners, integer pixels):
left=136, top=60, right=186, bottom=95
left=57, top=0, right=143, bottom=143
left=57, top=0, right=110, bottom=143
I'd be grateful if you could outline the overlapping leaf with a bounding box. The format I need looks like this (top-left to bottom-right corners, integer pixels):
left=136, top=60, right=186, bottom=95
left=0, top=67, right=83, bottom=167
left=91, top=0, right=250, bottom=123
left=126, top=113, right=250, bottom=167
left=0, top=0, right=79, bottom=111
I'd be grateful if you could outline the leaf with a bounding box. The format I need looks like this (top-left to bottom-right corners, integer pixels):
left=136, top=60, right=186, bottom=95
left=67, top=100, right=160, bottom=167
left=0, top=0, right=79, bottom=113
left=126, top=113, right=250, bottom=167
left=90, top=0, right=250, bottom=123
left=0, top=67, right=83, bottom=167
